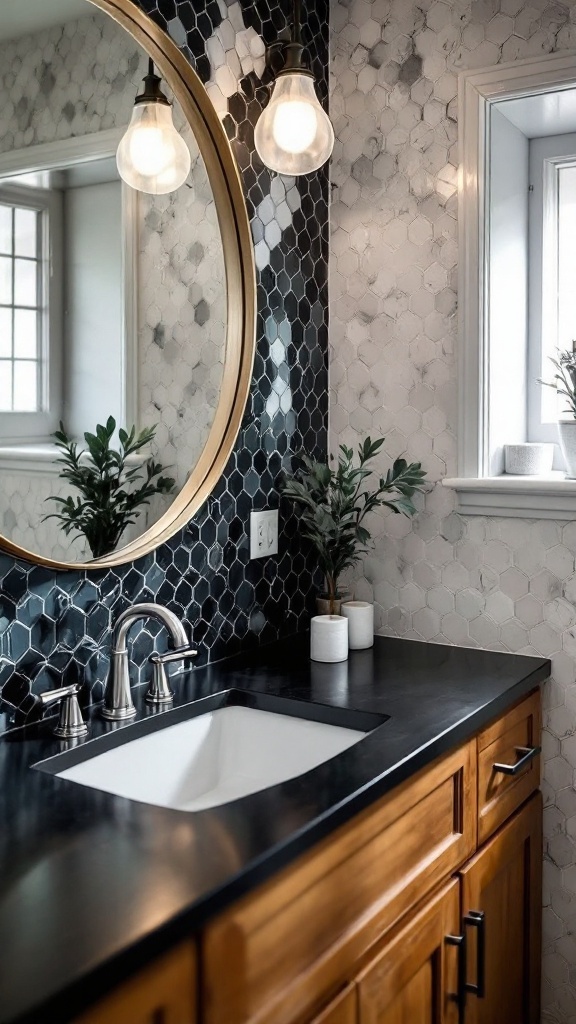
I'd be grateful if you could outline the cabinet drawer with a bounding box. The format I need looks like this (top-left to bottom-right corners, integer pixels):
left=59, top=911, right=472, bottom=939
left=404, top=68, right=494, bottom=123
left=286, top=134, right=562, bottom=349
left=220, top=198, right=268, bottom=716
left=73, top=941, right=196, bottom=1024
left=477, top=690, right=541, bottom=844
left=203, top=741, right=476, bottom=1024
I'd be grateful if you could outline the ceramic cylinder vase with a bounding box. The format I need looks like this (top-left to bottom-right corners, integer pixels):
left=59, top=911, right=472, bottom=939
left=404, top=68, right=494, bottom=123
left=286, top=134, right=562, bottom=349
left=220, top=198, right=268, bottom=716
left=310, top=615, right=348, bottom=663
left=559, top=421, right=576, bottom=478
left=341, top=601, right=374, bottom=650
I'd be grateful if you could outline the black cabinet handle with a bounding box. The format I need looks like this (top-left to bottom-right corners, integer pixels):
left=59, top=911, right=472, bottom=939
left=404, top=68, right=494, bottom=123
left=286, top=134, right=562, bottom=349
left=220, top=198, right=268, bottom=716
left=446, top=932, right=466, bottom=1024
left=493, top=745, right=540, bottom=776
left=464, top=910, right=486, bottom=998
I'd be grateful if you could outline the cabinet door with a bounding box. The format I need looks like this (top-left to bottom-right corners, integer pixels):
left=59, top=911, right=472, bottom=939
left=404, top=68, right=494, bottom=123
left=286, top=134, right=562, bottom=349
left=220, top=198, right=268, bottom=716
left=310, top=985, right=357, bottom=1023
left=74, top=941, right=196, bottom=1024
left=460, top=793, right=541, bottom=1024
left=357, top=880, right=461, bottom=1024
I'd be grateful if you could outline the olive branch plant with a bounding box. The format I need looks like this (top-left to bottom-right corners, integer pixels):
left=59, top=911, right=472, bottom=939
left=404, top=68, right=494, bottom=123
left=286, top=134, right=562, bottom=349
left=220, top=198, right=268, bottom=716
left=44, top=417, right=176, bottom=559
left=282, top=437, right=427, bottom=615
left=538, top=346, right=576, bottom=417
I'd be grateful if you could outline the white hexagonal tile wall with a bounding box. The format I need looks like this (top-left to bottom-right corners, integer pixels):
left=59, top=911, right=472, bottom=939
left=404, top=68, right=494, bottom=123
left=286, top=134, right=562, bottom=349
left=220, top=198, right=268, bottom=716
left=330, top=1, right=576, bottom=1017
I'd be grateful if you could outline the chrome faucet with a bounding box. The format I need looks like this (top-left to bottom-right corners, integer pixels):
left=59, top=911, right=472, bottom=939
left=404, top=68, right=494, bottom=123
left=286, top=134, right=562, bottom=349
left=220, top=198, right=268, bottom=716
left=102, top=603, right=197, bottom=721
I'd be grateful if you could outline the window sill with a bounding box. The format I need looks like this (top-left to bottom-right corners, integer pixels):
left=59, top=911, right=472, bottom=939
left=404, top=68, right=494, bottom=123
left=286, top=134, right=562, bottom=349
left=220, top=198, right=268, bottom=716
left=0, top=443, right=63, bottom=476
left=442, top=473, right=576, bottom=519
left=0, top=443, right=149, bottom=476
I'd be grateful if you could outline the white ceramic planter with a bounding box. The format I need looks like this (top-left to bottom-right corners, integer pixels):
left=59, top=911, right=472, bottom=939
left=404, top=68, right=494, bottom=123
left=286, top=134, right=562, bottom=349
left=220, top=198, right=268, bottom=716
left=310, top=615, right=348, bottom=663
left=341, top=601, right=374, bottom=649
left=504, top=443, right=554, bottom=475
left=558, top=421, right=576, bottom=478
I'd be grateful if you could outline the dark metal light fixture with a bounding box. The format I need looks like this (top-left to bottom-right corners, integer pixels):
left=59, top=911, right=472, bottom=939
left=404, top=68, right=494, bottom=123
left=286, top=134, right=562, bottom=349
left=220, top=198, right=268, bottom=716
left=254, top=0, right=334, bottom=176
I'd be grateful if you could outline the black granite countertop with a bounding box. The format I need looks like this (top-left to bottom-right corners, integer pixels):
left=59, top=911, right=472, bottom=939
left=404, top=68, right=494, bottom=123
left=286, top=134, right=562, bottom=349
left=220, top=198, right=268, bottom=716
left=0, top=634, right=550, bottom=1024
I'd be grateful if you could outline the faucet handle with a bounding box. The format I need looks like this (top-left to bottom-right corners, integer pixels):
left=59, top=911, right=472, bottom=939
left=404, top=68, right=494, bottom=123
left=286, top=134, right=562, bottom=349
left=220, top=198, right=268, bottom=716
left=147, top=646, right=198, bottom=706
left=38, top=684, right=88, bottom=739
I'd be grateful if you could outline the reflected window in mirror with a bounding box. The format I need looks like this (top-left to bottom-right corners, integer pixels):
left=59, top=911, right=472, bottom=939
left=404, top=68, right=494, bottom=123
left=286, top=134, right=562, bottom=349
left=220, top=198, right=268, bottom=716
left=0, top=154, right=130, bottom=446
left=0, top=183, right=62, bottom=435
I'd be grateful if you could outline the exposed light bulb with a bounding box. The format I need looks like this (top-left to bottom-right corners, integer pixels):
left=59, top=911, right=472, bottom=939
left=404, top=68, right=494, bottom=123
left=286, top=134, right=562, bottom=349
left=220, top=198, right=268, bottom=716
left=272, top=99, right=317, bottom=154
left=116, top=62, right=191, bottom=195
left=255, top=72, right=334, bottom=176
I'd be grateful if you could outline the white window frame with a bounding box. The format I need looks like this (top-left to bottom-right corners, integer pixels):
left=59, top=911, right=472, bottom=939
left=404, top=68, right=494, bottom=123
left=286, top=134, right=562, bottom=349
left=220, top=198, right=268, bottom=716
left=444, top=49, right=576, bottom=519
left=527, top=138, right=576, bottom=445
left=0, top=182, right=63, bottom=441
left=0, top=129, right=138, bottom=471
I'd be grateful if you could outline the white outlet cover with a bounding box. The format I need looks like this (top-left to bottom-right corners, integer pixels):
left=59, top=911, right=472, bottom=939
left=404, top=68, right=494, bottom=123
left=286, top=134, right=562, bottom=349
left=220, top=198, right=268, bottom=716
left=250, top=509, right=279, bottom=559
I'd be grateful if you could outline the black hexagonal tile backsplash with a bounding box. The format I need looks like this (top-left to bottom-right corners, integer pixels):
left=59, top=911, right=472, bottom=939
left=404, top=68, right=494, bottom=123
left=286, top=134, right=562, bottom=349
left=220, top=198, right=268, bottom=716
left=0, top=0, right=329, bottom=732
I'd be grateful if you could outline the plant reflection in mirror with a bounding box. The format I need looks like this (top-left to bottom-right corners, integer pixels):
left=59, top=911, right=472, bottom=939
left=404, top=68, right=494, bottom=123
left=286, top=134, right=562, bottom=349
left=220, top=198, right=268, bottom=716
left=43, top=417, right=176, bottom=559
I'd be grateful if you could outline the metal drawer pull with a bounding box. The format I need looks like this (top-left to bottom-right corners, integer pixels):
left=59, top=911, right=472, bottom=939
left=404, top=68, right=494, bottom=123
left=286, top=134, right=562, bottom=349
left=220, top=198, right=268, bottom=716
left=493, top=745, right=540, bottom=776
left=464, top=910, right=485, bottom=998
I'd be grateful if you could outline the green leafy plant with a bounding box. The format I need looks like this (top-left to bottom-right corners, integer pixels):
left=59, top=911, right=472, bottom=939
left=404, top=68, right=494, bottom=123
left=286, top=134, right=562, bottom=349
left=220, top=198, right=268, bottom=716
left=282, top=437, right=427, bottom=614
left=44, top=417, right=176, bottom=559
left=539, top=346, right=576, bottom=418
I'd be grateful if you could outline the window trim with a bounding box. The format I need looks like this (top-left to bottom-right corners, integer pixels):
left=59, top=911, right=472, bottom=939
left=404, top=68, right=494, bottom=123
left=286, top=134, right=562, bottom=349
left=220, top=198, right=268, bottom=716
left=527, top=139, right=576, bottom=445
left=0, top=182, right=63, bottom=441
left=445, top=49, right=576, bottom=518
left=0, top=128, right=137, bottom=447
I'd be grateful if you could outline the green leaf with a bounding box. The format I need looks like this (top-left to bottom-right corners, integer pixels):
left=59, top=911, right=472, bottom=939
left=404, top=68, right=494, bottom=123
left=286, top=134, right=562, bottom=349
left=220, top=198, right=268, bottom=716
left=43, top=419, right=175, bottom=557
left=282, top=436, right=427, bottom=592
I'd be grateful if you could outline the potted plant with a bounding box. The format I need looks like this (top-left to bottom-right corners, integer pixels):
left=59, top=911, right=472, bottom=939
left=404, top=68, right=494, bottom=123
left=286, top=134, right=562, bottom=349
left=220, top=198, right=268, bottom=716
left=539, top=346, right=576, bottom=477
left=43, top=417, right=176, bottom=559
left=282, top=437, right=427, bottom=617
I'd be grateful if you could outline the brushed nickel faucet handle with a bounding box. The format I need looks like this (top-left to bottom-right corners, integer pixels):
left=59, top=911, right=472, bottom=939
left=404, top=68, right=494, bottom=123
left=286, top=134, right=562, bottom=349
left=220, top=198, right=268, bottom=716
left=38, top=684, right=88, bottom=739
left=147, top=646, right=198, bottom=705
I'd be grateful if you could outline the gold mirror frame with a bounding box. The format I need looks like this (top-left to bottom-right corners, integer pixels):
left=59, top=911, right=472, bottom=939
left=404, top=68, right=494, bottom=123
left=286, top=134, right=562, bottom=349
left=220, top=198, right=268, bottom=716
left=0, top=0, right=256, bottom=571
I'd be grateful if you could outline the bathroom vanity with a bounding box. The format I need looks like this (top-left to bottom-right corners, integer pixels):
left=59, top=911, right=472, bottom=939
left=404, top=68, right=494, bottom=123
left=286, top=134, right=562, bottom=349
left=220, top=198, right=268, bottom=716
left=0, top=635, right=548, bottom=1024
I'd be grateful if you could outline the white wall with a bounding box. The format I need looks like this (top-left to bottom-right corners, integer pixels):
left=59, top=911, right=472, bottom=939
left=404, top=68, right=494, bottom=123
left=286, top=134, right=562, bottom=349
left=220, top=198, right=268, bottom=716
left=488, top=107, right=528, bottom=476
left=330, top=2, right=576, bottom=1020
left=63, top=180, right=123, bottom=438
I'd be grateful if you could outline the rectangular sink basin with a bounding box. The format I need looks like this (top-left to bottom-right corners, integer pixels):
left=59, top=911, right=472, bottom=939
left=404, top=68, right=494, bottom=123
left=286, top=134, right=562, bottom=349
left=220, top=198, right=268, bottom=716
left=36, top=691, right=387, bottom=813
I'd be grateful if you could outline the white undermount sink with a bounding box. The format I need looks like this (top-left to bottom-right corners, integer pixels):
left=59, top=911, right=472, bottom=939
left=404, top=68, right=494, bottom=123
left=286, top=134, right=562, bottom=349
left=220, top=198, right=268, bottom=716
left=54, top=704, right=369, bottom=812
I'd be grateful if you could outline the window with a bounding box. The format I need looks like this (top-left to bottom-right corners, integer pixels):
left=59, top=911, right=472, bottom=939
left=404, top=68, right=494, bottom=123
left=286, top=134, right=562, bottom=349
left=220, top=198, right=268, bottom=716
left=0, top=202, right=42, bottom=412
left=528, top=138, right=576, bottom=444
left=0, top=184, right=62, bottom=442
left=445, top=52, right=576, bottom=518
left=0, top=130, right=137, bottom=464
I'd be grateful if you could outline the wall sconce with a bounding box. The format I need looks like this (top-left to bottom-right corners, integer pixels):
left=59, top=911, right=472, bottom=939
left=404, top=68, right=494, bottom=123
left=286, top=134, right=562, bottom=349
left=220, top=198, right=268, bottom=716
left=254, top=0, right=334, bottom=176
left=116, top=59, right=191, bottom=195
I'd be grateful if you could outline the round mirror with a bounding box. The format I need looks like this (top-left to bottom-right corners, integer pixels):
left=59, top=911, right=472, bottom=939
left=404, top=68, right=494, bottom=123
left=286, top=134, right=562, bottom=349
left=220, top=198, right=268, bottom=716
left=0, top=0, right=255, bottom=569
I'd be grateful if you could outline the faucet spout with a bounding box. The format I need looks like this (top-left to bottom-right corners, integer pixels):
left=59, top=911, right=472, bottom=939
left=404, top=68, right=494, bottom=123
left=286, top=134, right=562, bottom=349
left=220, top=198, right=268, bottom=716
left=102, top=603, right=190, bottom=721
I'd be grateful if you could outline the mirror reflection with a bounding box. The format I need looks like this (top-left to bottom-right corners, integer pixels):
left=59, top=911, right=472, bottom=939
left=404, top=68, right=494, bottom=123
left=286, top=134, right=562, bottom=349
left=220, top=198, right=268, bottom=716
left=0, top=0, right=227, bottom=563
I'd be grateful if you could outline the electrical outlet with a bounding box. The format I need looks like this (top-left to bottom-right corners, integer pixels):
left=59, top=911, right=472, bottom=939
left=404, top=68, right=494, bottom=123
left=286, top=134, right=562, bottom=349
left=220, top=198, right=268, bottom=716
left=250, top=509, right=279, bottom=559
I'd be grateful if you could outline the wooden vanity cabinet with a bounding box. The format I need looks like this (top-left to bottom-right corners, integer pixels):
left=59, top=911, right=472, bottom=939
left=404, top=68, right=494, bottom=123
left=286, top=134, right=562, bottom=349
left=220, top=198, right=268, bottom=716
left=74, top=940, right=197, bottom=1024
left=459, top=794, right=542, bottom=1024
left=355, top=879, right=462, bottom=1024
left=202, top=689, right=542, bottom=1024
left=309, top=986, right=357, bottom=1024
left=72, top=690, right=542, bottom=1024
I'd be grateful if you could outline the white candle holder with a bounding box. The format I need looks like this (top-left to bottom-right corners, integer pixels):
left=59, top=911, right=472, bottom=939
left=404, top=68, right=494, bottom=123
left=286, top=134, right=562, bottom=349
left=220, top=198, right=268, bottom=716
left=310, top=615, right=348, bottom=663
left=341, top=601, right=374, bottom=650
